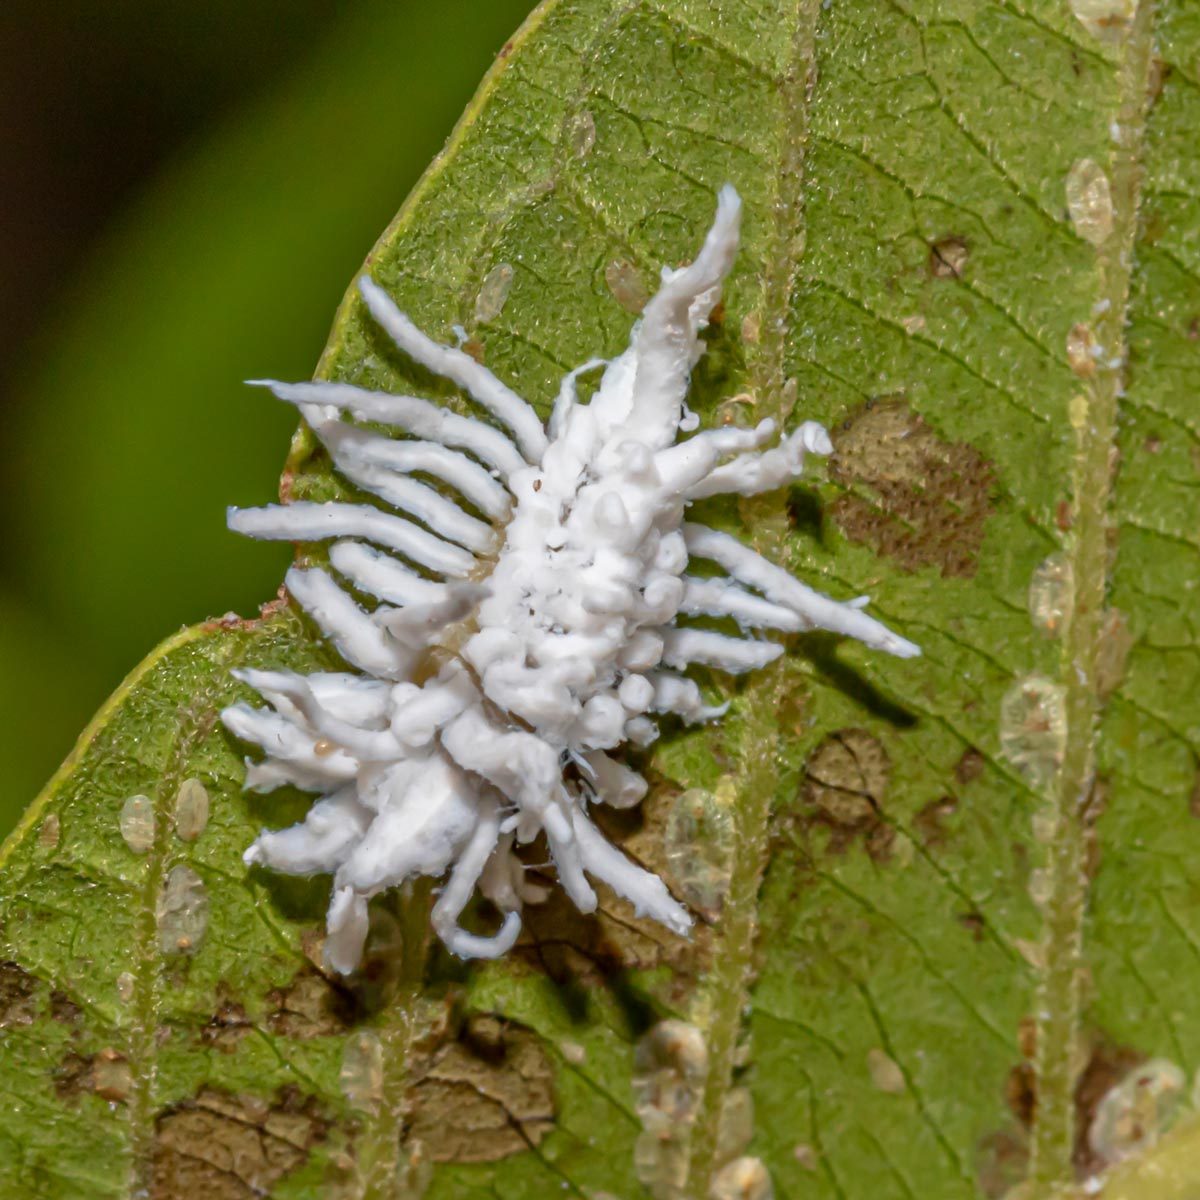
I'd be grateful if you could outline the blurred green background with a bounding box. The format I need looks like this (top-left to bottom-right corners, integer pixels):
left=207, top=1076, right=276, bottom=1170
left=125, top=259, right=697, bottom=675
left=0, top=0, right=536, bottom=835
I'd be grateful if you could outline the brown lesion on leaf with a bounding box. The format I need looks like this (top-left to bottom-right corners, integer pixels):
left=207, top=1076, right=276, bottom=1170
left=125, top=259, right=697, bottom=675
left=404, top=1013, right=555, bottom=1164
left=797, top=728, right=895, bottom=862
left=1080, top=775, right=1109, bottom=882
left=829, top=399, right=997, bottom=578
left=955, top=746, right=986, bottom=785
left=928, top=235, right=969, bottom=279
left=913, top=794, right=958, bottom=849
left=0, top=960, right=80, bottom=1030
left=54, top=1046, right=133, bottom=1104
left=267, top=970, right=358, bottom=1039
left=0, top=962, right=40, bottom=1029
left=151, top=1086, right=330, bottom=1199
left=200, top=965, right=362, bottom=1054
left=978, top=1026, right=1150, bottom=1196
left=202, top=586, right=291, bottom=633
left=200, top=997, right=253, bottom=1054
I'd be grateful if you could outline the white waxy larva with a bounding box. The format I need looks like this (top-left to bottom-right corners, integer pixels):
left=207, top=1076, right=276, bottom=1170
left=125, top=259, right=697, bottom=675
left=223, top=184, right=919, bottom=973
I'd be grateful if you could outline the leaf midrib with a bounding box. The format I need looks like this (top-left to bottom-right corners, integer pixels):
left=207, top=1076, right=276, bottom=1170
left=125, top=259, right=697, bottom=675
left=1028, top=4, right=1158, bottom=1190
left=683, top=0, right=824, bottom=1194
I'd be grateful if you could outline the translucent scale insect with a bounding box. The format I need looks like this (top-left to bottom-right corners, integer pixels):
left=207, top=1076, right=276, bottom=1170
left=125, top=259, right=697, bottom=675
left=222, top=186, right=918, bottom=973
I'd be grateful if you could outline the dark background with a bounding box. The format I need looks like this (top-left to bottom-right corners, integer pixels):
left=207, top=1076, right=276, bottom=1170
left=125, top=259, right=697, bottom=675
left=0, top=0, right=536, bottom=833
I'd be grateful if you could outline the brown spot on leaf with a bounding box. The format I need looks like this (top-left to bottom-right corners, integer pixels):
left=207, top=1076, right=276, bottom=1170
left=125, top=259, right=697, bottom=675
left=54, top=1047, right=133, bottom=1103
left=267, top=971, right=356, bottom=1039
left=0, top=961, right=78, bottom=1030
left=914, top=795, right=958, bottom=848
left=1147, top=57, right=1171, bottom=105
left=955, top=747, right=986, bottom=785
left=987, top=1029, right=1148, bottom=1188
left=1005, top=1060, right=1037, bottom=1128
left=200, top=1000, right=253, bottom=1054
left=605, top=259, right=649, bottom=314
left=976, top=1128, right=1029, bottom=1199
left=407, top=1015, right=554, bottom=1163
left=929, top=236, right=969, bottom=279
left=0, top=962, right=39, bottom=1029
left=151, top=1087, right=329, bottom=1199
left=54, top=1052, right=95, bottom=1101
left=800, top=729, right=895, bottom=861
left=957, top=910, right=985, bottom=941
left=51, top=990, right=81, bottom=1025
left=830, top=400, right=996, bottom=577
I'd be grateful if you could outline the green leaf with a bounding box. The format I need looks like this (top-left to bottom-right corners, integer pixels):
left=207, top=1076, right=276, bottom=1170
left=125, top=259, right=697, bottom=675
left=2, top=0, right=1198, bottom=1197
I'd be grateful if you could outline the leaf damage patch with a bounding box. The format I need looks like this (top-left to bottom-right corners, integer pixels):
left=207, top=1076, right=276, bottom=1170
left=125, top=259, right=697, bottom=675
left=799, top=728, right=895, bottom=862
left=54, top=1047, right=132, bottom=1103
left=978, top=1029, right=1181, bottom=1195
left=266, top=969, right=358, bottom=1039
left=0, top=960, right=80, bottom=1029
left=406, top=1014, right=555, bottom=1164
left=830, top=399, right=996, bottom=578
left=151, top=1086, right=330, bottom=1199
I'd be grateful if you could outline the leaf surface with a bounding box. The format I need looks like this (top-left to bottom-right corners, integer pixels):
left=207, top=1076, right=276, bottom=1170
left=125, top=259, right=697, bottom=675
left=3, top=0, right=1199, bottom=1197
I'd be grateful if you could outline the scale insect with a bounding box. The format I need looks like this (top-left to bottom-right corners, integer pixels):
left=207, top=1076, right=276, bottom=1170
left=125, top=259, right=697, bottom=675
left=222, top=185, right=919, bottom=973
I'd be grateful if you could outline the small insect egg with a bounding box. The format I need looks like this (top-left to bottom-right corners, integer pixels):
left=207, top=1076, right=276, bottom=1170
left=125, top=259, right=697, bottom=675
left=313, top=739, right=337, bottom=757
left=605, top=259, right=649, bottom=314
left=632, top=1019, right=708, bottom=1133
left=867, top=1047, right=906, bottom=1093
left=533, top=478, right=542, bottom=492
left=793, top=1144, right=818, bottom=1170
left=567, top=109, right=596, bottom=159
left=37, top=814, right=61, bottom=849
left=156, top=865, right=208, bottom=955
left=714, top=393, right=757, bottom=428
left=1069, top=0, right=1135, bottom=41
left=341, top=1030, right=385, bottom=1113
left=716, top=1086, right=755, bottom=1161
left=1069, top=394, right=1089, bottom=430
left=1028, top=553, right=1074, bottom=637
left=93, top=1049, right=133, bottom=1102
left=1090, top=1058, right=1185, bottom=1165
left=663, top=785, right=735, bottom=919
left=1095, top=608, right=1133, bottom=699
left=710, top=1156, right=773, bottom=1200
left=119, top=794, right=156, bottom=854
left=1067, top=323, right=1098, bottom=378
left=173, top=778, right=210, bottom=842
left=559, top=1040, right=587, bottom=1065
left=999, top=675, right=1067, bottom=791
left=474, top=262, right=514, bottom=325
left=1066, top=159, right=1114, bottom=246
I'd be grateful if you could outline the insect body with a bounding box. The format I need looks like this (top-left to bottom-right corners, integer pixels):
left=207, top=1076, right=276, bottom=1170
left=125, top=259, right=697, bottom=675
left=222, top=186, right=918, bottom=972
